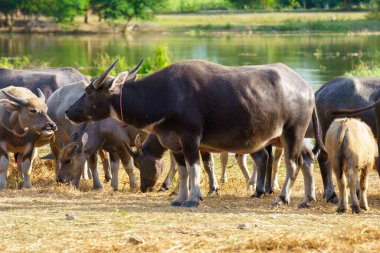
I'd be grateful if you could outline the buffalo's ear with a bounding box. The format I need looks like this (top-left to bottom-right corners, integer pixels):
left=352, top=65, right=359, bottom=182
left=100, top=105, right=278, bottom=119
left=0, top=99, right=20, bottom=112
left=66, top=143, right=79, bottom=157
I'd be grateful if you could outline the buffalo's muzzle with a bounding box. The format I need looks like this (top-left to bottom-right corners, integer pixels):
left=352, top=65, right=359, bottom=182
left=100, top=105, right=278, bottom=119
left=43, top=122, right=57, bottom=132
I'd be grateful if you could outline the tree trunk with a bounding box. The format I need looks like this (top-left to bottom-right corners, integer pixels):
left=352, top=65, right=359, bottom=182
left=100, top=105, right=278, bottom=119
left=84, top=9, right=89, bottom=23
left=8, top=13, right=14, bottom=33
left=98, top=14, right=102, bottom=22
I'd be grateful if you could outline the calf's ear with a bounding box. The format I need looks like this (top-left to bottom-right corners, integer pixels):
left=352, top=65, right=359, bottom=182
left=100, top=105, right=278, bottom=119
left=0, top=99, right=20, bottom=112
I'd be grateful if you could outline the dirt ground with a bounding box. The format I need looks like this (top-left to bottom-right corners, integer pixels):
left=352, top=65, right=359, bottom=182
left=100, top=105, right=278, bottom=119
left=1, top=151, right=380, bottom=252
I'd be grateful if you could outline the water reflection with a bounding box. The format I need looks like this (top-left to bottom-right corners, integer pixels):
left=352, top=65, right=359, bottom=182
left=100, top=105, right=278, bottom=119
left=0, top=33, right=378, bottom=89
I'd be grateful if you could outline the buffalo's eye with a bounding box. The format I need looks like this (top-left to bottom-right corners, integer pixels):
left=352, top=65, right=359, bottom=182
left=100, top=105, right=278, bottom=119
left=29, top=109, right=37, bottom=113
left=63, top=160, right=71, bottom=165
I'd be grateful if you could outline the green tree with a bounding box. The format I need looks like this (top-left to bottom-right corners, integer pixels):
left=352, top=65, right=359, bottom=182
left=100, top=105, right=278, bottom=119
left=19, top=0, right=50, bottom=20
left=0, top=0, right=19, bottom=31
left=92, top=0, right=167, bottom=24
left=49, top=0, right=89, bottom=22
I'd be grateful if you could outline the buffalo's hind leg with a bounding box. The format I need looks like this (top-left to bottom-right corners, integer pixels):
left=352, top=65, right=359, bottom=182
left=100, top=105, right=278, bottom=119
left=272, top=128, right=304, bottom=207
left=298, top=146, right=316, bottom=208
left=200, top=151, right=219, bottom=195
left=317, top=151, right=338, bottom=203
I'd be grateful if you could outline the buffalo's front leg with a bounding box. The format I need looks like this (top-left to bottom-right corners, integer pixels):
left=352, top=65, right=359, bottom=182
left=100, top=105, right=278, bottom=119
left=200, top=151, right=219, bottom=195
left=99, top=150, right=112, bottom=183
left=109, top=152, right=120, bottom=190
left=88, top=154, right=102, bottom=189
left=265, top=145, right=274, bottom=194
left=220, top=152, right=228, bottom=183
left=20, top=149, right=36, bottom=189
left=181, top=136, right=202, bottom=207
left=170, top=152, right=189, bottom=206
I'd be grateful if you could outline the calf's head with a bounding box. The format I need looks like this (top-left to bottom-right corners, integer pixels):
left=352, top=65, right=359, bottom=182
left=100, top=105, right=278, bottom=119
left=125, top=135, right=163, bottom=193
left=57, top=133, right=87, bottom=188
left=65, top=59, right=143, bottom=124
left=0, top=88, right=56, bottom=136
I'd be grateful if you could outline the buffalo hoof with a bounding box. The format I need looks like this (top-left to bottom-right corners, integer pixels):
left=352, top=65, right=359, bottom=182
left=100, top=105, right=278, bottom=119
left=220, top=177, right=227, bottom=184
left=360, top=205, right=369, bottom=211
left=93, top=185, right=103, bottom=190
left=208, top=188, right=219, bottom=196
left=265, top=188, right=274, bottom=194
left=352, top=205, right=361, bottom=214
left=251, top=191, right=265, bottom=199
left=336, top=206, right=347, bottom=213
left=298, top=202, right=312, bottom=209
left=158, top=184, right=169, bottom=192
left=182, top=201, right=199, bottom=208
left=270, top=196, right=289, bottom=208
left=326, top=192, right=339, bottom=204
left=170, top=201, right=183, bottom=207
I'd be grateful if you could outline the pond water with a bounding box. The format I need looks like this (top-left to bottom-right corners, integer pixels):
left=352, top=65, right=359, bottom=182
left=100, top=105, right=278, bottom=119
left=0, top=33, right=379, bottom=89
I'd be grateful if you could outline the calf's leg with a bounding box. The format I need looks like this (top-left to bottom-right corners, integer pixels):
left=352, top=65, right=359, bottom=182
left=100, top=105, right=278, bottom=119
left=109, top=152, right=120, bottom=191
left=99, top=150, right=112, bottom=182
left=298, top=148, right=316, bottom=208
left=88, top=154, right=102, bottom=189
left=359, top=169, right=369, bottom=211
left=159, top=152, right=177, bottom=191
left=120, top=152, right=137, bottom=189
left=348, top=169, right=360, bottom=214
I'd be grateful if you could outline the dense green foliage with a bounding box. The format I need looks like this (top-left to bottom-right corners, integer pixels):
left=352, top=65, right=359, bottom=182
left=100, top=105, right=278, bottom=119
left=0, top=0, right=375, bottom=26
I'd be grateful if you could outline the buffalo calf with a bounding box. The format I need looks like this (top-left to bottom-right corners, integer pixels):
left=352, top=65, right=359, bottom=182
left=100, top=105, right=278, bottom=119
left=326, top=118, right=378, bottom=214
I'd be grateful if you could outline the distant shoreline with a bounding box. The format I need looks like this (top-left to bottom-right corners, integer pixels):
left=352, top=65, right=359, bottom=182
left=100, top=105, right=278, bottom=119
left=0, top=11, right=378, bottom=35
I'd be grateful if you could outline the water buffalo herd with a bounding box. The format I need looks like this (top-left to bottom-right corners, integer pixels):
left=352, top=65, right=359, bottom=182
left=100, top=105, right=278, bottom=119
left=0, top=60, right=379, bottom=213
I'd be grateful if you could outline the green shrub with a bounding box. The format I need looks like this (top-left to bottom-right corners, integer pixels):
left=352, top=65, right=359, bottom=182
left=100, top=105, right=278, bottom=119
left=0, top=56, right=49, bottom=69
left=346, top=61, right=380, bottom=77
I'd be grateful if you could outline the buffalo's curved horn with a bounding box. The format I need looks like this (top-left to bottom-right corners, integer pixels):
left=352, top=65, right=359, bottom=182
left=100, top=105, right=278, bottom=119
left=37, top=88, right=46, bottom=102
left=124, top=142, right=137, bottom=159
left=93, top=59, right=119, bottom=90
left=2, top=90, right=27, bottom=105
left=129, top=59, right=144, bottom=76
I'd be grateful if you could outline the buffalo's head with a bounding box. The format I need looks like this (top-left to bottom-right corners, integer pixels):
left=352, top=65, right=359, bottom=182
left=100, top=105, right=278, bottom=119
left=125, top=135, right=163, bottom=193
left=65, top=59, right=143, bottom=124
left=0, top=87, right=56, bottom=137
left=57, top=132, right=87, bottom=188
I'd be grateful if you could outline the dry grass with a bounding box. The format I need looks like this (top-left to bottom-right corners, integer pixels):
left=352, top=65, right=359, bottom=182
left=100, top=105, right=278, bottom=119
left=2, top=148, right=380, bottom=252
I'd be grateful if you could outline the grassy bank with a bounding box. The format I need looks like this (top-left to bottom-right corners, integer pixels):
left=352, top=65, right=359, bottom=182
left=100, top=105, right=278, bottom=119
left=1, top=11, right=378, bottom=34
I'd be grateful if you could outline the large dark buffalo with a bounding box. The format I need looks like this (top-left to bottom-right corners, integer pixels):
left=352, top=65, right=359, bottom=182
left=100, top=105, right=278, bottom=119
left=0, top=67, right=89, bottom=99
left=66, top=60, right=325, bottom=207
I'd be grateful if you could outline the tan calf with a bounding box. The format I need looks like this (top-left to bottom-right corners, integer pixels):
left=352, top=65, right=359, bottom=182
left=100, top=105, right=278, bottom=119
left=326, top=118, right=378, bottom=214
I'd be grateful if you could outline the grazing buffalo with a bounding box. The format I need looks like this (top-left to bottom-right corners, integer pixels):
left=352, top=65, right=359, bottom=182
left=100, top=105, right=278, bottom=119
left=126, top=134, right=221, bottom=194
left=0, top=67, right=89, bottom=99
left=0, top=86, right=56, bottom=189
left=66, top=60, right=325, bottom=207
left=326, top=118, right=377, bottom=214
left=57, top=118, right=144, bottom=190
